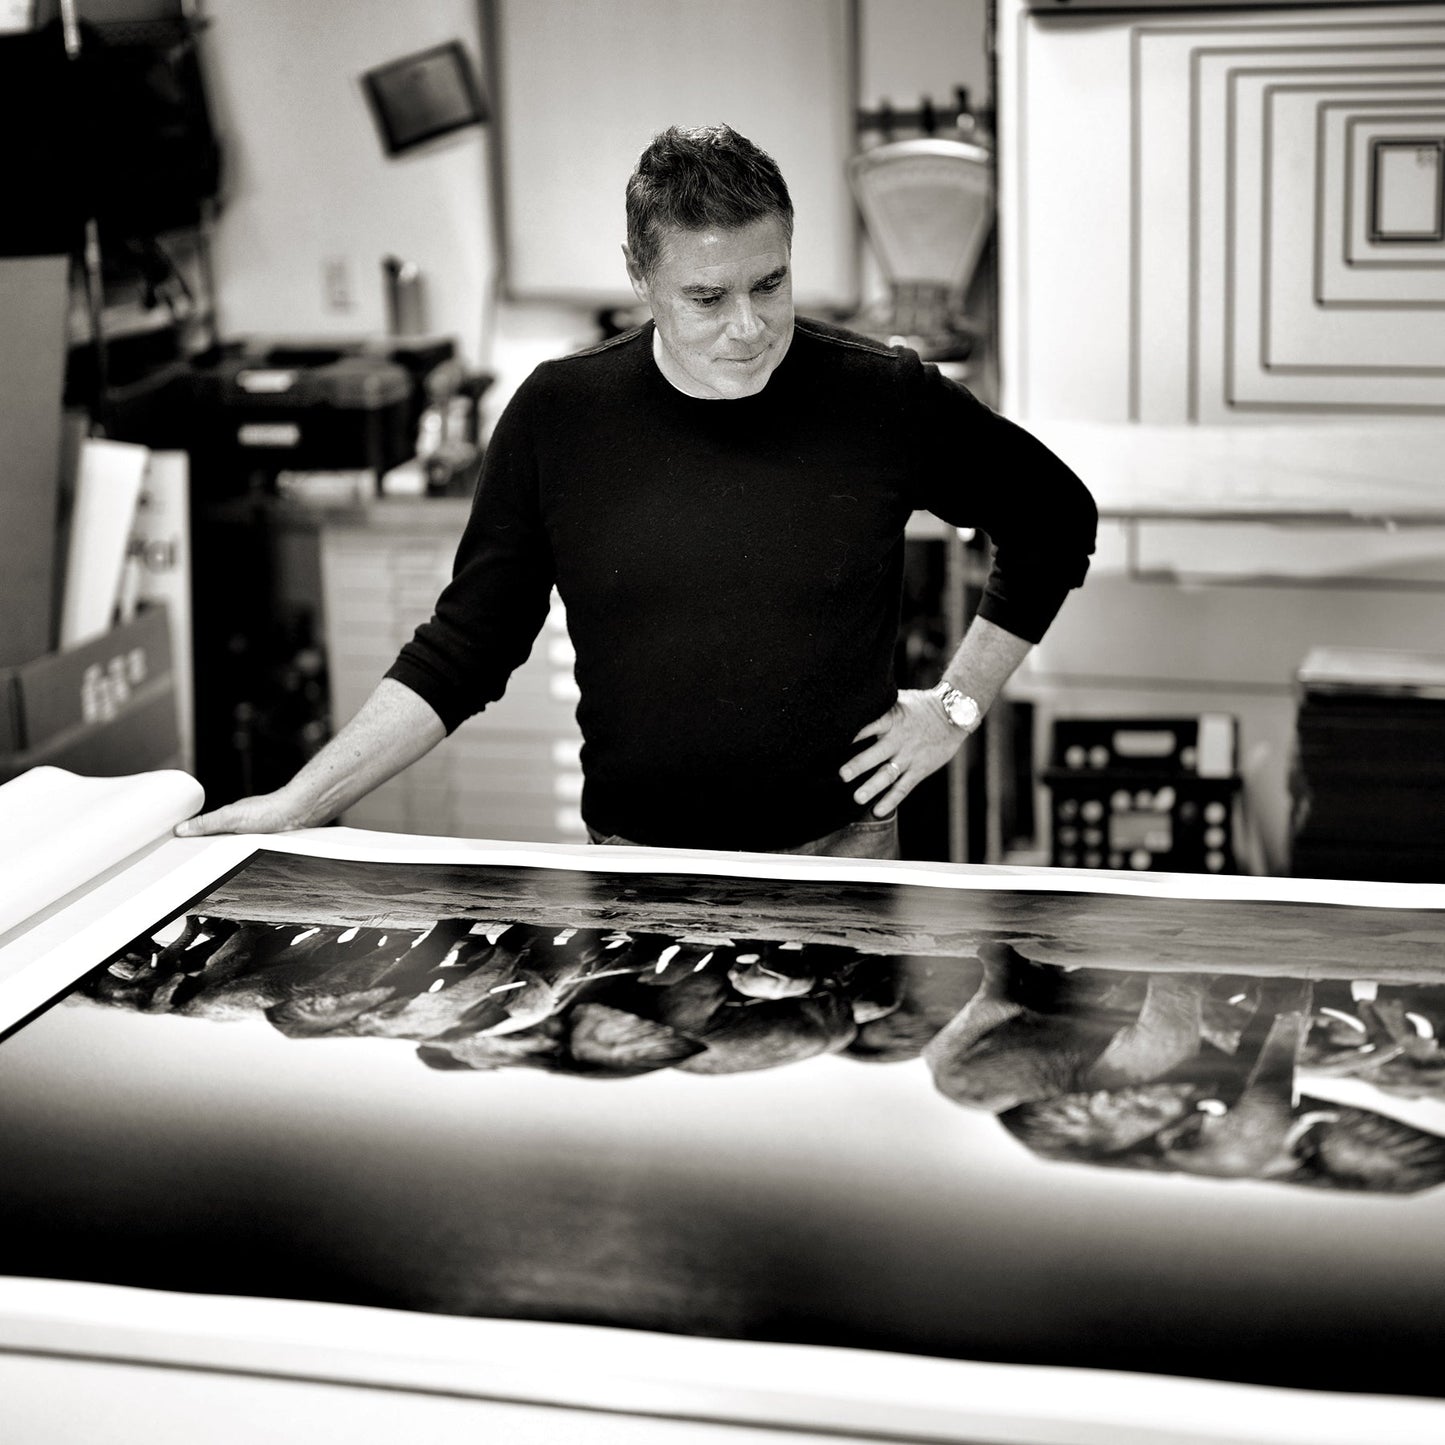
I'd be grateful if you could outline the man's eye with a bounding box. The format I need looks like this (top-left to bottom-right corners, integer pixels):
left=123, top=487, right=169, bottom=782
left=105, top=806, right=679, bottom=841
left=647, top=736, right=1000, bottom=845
left=693, top=295, right=721, bottom=308
left=756, top=279, right=782, bottom=294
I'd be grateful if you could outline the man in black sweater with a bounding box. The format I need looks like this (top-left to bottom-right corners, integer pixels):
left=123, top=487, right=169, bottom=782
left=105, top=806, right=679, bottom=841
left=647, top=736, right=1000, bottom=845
left=180, top=125, right=1096, bottom=857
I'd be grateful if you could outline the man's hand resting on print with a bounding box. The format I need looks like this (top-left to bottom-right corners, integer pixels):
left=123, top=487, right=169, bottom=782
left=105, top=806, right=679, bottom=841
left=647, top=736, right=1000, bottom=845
left=173, top=678, right=447, bottom=839
left=174, top=789, right=315, bottom=838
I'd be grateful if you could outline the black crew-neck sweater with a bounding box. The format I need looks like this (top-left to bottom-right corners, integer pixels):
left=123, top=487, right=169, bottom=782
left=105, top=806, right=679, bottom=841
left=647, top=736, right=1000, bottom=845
left=387, top=318, right=1096, bottom=850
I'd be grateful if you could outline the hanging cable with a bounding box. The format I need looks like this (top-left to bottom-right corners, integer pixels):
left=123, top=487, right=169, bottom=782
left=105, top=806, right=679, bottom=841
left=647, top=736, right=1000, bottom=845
left=60, top=0, right=110, bottom=432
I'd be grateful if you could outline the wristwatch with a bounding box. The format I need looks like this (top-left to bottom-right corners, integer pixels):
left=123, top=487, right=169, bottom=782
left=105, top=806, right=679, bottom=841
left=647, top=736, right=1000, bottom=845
left=930, top=681, right=981, bottom=732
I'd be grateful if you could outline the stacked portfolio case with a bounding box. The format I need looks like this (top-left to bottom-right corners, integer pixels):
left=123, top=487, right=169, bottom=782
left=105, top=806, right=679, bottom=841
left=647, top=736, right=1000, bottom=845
left=1291, top=648, right=1445, bottom=883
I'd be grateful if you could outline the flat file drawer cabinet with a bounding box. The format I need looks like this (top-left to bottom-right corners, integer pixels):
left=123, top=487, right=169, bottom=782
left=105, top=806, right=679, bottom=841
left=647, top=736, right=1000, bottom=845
left=320, top=503, right=584, bottom=843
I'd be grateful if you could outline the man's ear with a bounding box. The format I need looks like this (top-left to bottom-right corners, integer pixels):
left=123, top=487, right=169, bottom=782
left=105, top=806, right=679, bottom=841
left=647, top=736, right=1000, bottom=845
left=622, top=244, right=649, bottom=303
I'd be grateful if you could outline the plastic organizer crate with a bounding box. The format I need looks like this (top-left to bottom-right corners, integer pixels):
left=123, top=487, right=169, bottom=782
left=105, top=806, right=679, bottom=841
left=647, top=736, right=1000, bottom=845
left=1044, top=715, right=1240, bottom=874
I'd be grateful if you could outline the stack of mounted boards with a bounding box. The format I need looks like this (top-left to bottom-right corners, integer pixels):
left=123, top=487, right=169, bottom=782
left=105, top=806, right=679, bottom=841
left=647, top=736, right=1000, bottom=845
left=1292, top=648, right=1445, bottom=883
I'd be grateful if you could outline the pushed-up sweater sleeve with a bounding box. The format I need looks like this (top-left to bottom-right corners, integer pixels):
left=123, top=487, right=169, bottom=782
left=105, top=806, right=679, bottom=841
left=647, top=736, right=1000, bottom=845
left=385, top=376, right=556, bottom=733
left=904, top=359, right=1097, bottom=644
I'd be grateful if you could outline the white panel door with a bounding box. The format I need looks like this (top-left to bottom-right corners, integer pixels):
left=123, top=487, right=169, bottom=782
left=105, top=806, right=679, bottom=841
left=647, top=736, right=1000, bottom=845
left=1002, top=2, right=1445, bottom=421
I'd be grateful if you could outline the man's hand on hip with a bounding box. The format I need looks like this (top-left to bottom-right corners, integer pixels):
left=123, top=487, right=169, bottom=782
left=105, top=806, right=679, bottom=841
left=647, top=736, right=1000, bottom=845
left=840, top=690, right=972, bottom=818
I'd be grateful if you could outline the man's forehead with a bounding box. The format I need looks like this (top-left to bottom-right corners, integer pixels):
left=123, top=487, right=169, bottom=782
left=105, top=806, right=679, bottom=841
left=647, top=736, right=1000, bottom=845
left=655, top=217, right=791, bottom=277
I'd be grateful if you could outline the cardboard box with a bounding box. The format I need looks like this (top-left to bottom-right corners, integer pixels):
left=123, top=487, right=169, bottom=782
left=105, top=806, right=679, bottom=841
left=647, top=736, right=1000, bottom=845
left=0, top=605, right=180, bottom=783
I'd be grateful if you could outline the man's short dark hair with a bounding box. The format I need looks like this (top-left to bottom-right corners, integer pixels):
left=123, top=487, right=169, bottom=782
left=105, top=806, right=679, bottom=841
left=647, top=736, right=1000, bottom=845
left=626, top=124, right=794, bottom=278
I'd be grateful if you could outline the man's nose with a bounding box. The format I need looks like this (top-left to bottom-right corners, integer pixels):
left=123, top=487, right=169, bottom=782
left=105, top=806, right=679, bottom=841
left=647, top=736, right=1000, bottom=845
left=724, top=297, right=765, bottom=341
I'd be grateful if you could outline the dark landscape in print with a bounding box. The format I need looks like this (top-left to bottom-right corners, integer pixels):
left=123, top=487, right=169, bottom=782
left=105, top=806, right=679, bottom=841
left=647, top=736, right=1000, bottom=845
left=196, top=849, right=1445, bottom=979
left=1, top=845, right=1443, bottom=1403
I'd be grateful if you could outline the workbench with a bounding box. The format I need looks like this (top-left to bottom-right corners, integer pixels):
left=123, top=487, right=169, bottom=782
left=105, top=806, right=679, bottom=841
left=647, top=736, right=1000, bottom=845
left=3, top=792, right=1445, bottom=1444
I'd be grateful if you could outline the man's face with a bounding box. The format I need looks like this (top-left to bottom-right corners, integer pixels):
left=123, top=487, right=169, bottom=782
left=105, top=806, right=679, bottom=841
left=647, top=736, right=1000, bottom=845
left=626, top=215, right=794, bottom=400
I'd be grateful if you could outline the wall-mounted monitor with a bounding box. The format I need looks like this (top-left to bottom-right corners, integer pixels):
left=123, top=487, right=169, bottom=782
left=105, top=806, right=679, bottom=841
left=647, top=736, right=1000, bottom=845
left=362, top=41, right=488, bottom=158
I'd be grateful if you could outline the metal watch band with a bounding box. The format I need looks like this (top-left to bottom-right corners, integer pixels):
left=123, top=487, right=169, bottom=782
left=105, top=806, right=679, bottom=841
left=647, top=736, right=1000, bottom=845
left=931, top=681, right=981, bottom=731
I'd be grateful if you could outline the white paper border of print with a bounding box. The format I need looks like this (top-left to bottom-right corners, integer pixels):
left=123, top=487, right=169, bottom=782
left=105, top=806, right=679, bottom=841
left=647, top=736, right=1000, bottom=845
left=2, top=1274, right=1444, bottom=1445
left=258, top=823, right=1445, bottom=907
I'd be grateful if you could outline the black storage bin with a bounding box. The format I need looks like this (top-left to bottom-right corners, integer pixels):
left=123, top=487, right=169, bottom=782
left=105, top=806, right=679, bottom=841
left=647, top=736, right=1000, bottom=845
left=187, top=352, right=414, bottom=476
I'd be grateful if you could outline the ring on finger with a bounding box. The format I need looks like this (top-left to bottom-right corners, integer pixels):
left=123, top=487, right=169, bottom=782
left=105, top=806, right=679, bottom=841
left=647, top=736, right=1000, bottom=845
left=884, top=759, right=900, bottom=782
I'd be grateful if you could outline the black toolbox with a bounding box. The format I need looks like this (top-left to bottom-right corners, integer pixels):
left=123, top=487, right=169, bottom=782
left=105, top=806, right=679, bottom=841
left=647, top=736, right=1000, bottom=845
left=186, top=347, right=416, bottom=475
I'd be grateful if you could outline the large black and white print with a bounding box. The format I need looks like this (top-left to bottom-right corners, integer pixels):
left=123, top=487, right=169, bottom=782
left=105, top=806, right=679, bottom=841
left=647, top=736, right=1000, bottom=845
left=3, top=845, right=1444, bottom=1402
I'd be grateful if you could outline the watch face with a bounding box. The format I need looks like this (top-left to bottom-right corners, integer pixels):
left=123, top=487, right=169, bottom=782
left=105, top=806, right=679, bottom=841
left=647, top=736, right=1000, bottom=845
left=945, top=692, right=980, bottom=729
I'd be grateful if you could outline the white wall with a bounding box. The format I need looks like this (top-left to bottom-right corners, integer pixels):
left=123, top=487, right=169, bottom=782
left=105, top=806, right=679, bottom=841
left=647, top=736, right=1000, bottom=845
left=200, top=1, right=993, bottom=412
left=203, top=0, right=493, bottom=363
left=490, top=0, right=856, bottom=309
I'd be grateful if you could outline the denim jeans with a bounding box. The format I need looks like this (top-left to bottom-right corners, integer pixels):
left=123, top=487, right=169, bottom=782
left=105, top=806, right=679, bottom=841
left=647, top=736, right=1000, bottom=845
left=586, top=814, right=900, bottom=860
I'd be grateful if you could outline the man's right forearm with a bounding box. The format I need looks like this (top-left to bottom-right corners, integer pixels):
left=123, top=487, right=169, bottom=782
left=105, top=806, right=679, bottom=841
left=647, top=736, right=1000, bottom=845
left=278, top=678, right=447, bottom=826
